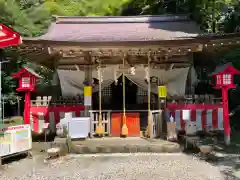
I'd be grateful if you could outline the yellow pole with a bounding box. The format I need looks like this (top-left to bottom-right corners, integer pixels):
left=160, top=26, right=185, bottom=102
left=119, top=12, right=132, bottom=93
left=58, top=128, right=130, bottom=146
left=121, top=54, right=128, bottom=136
left=96, top=61, right=104, bottom=136
left=146, top=52, right=151, bottom=137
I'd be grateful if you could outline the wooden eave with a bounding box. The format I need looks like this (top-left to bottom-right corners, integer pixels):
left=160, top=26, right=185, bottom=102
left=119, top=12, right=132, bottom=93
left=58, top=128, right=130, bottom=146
left=8, top=33, right=240, bottom=70
left=10, top=39, right=203, bottom=68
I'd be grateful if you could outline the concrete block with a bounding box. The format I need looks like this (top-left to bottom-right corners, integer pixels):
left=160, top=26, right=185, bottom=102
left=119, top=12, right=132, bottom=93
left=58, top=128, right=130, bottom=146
left=88, top=146, right=98, bottom=154
left=163, top=144, right=181, bottom=153
left=47, top=147, right=60, bottom=158
left=149, top=145, right=164, bottom=153
left=138, top=145, right=150, bottom=153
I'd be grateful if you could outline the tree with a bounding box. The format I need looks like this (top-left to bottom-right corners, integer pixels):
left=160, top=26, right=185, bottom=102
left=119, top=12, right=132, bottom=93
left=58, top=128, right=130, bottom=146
left=0, top=0, right=52, bottom=105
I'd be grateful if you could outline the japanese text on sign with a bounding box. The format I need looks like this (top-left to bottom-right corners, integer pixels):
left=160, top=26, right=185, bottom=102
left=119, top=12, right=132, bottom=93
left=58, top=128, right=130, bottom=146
left=0, top=124, right=32, bottom=157
left=158, top=86, right=167, bottom=98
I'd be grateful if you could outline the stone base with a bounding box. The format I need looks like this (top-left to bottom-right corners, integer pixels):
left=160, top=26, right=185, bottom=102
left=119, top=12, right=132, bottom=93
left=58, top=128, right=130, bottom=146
left=70, top=137, right=181, bottom=154
left=33, top=137, right=181, bottom=154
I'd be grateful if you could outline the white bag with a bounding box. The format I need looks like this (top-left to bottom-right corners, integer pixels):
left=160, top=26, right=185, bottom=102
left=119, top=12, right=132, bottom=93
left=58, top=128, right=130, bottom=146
left=185, top=121, right=197, bottom=135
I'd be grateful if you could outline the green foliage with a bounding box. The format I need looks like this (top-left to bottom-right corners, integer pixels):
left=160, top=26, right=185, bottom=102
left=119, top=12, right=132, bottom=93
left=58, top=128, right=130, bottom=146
left=1, top=0, right=239, bottom=36
left=41, top=0, right=130, bottom=16
left=0, top=0, right=51, bottom=104
left=0, top=0, right=50, bottom=36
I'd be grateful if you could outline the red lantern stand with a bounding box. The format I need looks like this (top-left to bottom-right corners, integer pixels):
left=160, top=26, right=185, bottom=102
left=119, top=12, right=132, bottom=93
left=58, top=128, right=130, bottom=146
left=211, top=64, right=240, bottom=145
left=12, top=67, right=42, bottom=124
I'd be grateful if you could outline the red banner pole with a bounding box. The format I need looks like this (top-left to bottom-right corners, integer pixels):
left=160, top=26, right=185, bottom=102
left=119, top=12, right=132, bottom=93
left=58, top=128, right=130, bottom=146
left=222, top=87, right=230, bottom=145
left=24, top=91, right=31, bottom=124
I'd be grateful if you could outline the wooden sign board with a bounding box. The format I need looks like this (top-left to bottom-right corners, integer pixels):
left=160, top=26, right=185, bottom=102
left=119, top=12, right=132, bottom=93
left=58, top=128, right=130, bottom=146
left=84, top=86, right=92, bottom=97
left=158, top=86, right=167, bottom=98
left=84, top=86, right=92, bottom=106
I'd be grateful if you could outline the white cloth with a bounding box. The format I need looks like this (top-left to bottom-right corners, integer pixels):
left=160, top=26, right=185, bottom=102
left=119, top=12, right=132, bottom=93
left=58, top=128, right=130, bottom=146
left=126, top=66, right=190, bottom=97
left=56, top=65, right=197, bottom=97
left=57, top=69, right=85, bottom=96
left=92, top=65, right=120, bottom=92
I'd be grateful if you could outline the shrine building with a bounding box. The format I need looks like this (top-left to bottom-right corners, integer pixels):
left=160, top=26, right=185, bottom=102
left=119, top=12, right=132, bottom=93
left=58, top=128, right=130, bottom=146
left=10, top=15, right=240, bottom=137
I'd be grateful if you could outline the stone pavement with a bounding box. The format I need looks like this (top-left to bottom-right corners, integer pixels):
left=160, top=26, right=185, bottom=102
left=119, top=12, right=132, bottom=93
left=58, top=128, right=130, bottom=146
left=69, top=137, right=181, bottom=154
left=0, top=153, right=225, bottom=180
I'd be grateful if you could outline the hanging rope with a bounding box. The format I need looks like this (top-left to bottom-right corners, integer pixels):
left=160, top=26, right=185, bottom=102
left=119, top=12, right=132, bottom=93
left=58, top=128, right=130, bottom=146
left=96, top=60, right=104, bottom=136
left=146, top=52, right=152, bottom=137
left=121, top=53, right=128, bottom=136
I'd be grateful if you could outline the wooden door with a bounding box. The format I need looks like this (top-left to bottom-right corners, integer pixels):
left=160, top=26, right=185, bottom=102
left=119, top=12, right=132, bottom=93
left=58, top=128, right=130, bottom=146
left=111, top=113, right=140, bottom=137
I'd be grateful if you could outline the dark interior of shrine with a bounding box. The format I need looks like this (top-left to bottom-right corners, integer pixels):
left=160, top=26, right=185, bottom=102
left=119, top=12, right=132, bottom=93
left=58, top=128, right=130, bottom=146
left=91, top=75, right=155, bottom=131
left=111, top=75, right=138, bottom=110
left=92, top=75, right=145, bottom=110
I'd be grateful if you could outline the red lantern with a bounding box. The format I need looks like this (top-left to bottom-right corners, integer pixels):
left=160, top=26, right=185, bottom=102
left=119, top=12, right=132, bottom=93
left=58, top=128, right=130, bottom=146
left=211, top=63, right=240, bottom=145
left=211, top=63, right=239, bottom=89
left=12, top=67, right=42, bottom=124
left=12, top=67, right=41, bottom=92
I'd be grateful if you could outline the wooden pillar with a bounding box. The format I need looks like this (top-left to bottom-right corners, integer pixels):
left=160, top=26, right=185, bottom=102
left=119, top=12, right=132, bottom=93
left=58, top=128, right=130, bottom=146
left=146, top=52, right=152, bottom=137
left=159, top=83, right=167, bottom=136
left=52, top=56, right=60, bottom=100
left=222, top=87, right=230, bottom=145
left=157, top=61, right=168, bottom=136
left=24, top=91, right=31, bottom=124
left=158, top=78, right=161, bottom=110
left=189, top=53, right=195, bottom=97
left=84, top=65, right=92, bottom=117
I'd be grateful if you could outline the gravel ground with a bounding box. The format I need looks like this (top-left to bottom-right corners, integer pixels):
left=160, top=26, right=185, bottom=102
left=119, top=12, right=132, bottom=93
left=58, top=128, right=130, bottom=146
left=0, top=153, right=231, bottom=180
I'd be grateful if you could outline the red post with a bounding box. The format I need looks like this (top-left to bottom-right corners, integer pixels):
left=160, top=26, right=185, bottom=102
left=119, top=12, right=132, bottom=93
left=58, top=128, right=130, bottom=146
left=222, top=87, right=230, bottom=145
left=24, top=91, right=31, bottom=124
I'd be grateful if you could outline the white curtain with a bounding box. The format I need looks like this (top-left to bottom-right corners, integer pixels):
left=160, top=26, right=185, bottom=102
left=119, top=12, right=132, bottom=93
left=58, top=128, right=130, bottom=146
left=126, top=67, right=189, bottom=97
left=165, top=68, right=189, bottom=96
left=190, top=67, right=198, bottom=86
left=57, top=69, right=85, bottom=96
left=57, top=66, right=195, bottom=97
left=92, top=65, right=121, bottom=92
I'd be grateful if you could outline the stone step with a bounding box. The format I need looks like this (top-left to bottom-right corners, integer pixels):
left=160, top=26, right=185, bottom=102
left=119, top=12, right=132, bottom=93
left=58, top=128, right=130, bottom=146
left=71, top=144, right=181, bottom=154
left=33, top=137, right=181, bottom=154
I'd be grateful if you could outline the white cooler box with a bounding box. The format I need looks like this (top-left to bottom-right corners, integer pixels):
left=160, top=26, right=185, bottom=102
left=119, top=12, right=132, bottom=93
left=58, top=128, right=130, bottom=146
left=68, top=117, right=90, bottom=139
left=56, top=117, right=90, bottom=139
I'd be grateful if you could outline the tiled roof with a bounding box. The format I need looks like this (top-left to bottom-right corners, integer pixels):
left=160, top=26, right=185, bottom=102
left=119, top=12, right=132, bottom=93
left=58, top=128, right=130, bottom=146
left=23, top=66, right=42, bottom=78
left=212, top=63, right=233, bottom=75
left=36, top=15, right=202, bottom=42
